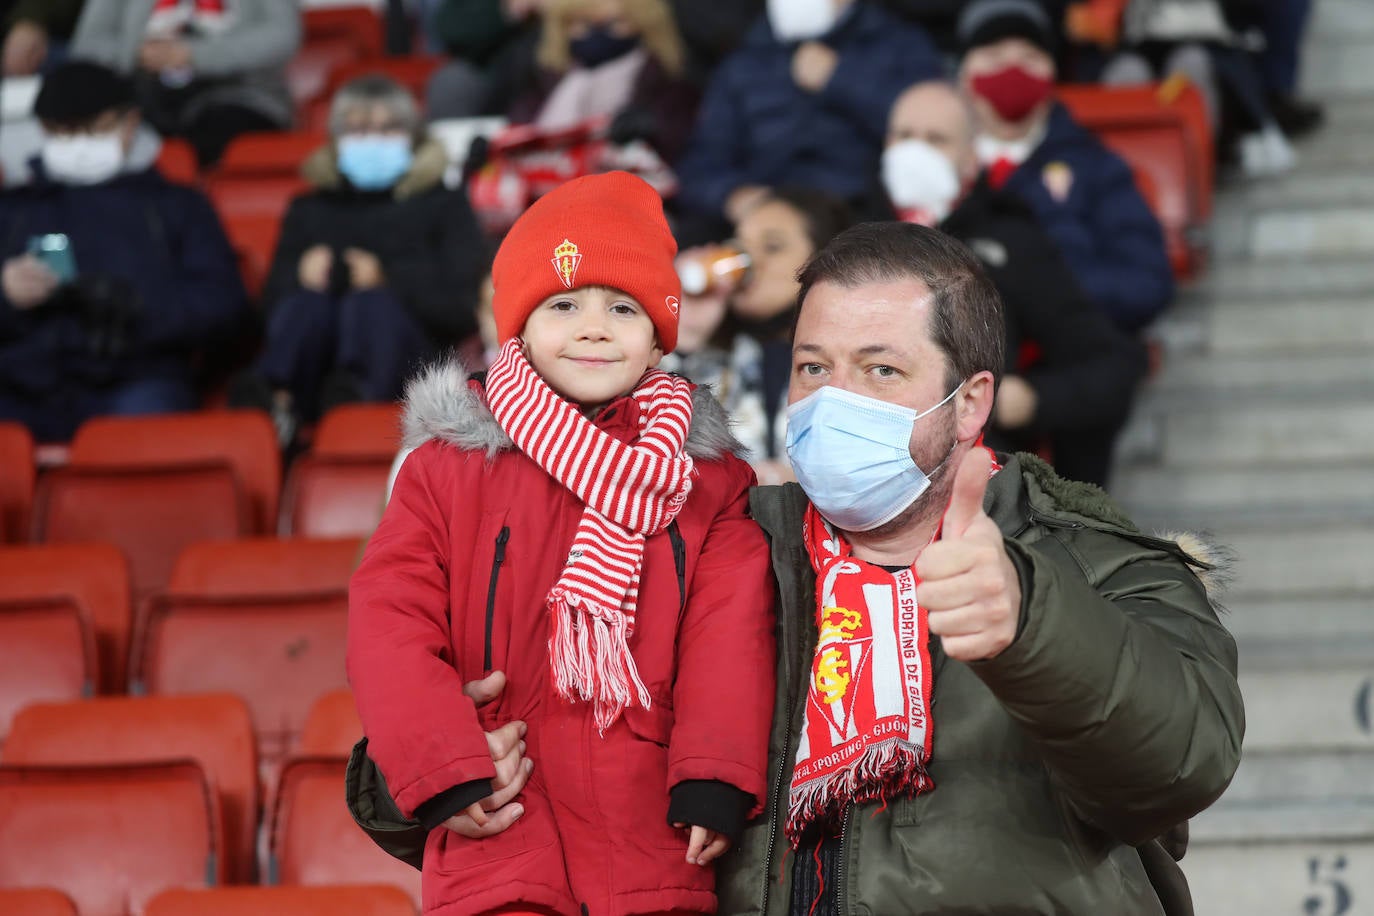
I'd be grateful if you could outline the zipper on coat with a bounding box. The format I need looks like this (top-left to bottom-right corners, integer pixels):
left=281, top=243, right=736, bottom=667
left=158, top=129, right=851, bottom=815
left=668, top=521, right=687, bottom=612
left=837, top=806, right=853, bottom=914
left=483, top=526, right=510, bottom=672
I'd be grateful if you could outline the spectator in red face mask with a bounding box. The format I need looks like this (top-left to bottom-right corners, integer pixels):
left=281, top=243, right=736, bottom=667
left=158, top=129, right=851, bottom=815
left=956, top=0, right=1173, bottom=334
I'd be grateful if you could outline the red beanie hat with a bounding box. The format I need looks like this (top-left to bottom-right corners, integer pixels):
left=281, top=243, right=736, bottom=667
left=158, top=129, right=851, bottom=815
left=492, top=171, right=681, bottom=352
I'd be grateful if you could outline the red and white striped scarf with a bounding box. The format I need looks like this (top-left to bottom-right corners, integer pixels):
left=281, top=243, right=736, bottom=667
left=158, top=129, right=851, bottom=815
left=484, top=338, right=695, bottom=731
left=148, top=0, right=230, bottom=36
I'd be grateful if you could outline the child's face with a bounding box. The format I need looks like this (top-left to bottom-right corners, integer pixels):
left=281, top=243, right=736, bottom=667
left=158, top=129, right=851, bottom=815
left=521, top=285, right=663, bottom=411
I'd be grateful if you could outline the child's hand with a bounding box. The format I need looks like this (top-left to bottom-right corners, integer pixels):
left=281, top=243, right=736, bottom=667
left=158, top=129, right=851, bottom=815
left=674, top=822, right=731, bottom=866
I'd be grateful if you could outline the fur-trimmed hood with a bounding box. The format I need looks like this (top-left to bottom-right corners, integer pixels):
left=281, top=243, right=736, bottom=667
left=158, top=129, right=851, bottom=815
left=301, top=136, right=449, bottom=200
left=401, top=359, right=745, bottom=460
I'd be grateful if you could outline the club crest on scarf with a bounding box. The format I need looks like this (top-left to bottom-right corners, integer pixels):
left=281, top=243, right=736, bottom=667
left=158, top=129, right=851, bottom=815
left=788, top=505, right=936, bottom=844
left=551, top=238, right=583, bottom=289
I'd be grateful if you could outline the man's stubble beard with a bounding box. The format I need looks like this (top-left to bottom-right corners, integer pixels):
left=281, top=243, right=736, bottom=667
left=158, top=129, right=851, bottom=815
left=853, top=407, right=963, bottom=542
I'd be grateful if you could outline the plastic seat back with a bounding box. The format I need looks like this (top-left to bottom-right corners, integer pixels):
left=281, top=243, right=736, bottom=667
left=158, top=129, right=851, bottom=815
left=270, top=757, right=422, bottom=907
left=302, top=5, right=385, bottom=59
left=0, top=761, right=223, bottom=916
left=33, top=465, right=250, bottom=602
left=297, top=689, right=362, bottom=757
left=218, top=131, right=328, bottom=178
left=170, top=537, right=361, bottom=598
left=312, top=402, right=404, bottom=461
left=0, top=543, right=131, bottom=693
left=0, top=887, right=79, bottom=915
left=156, top=138, right=200, bottom=185
left=69, top=411, right=281, bottom=535
left=324, top=56, right=443, bottom=103
left=281, top=457, right=390, bottom=538
left=0, top=421, right=34, bottom=542
left=147, top=885, right=416, bottom=916
left=0, top=599, right=95, bottom=745
left=136, top=592, right=349, bottom=768
left=4, top=695, right=258, bottom=884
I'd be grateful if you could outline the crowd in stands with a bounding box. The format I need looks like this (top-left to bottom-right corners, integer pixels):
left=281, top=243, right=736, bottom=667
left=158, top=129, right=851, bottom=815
left=0, top=0, right=1326, bottom=491
left=0, top=0, right=1322, bottom=910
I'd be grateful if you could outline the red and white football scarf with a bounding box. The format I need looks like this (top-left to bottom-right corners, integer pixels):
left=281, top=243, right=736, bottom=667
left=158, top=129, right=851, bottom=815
left=148, top=0, right=229, bottom=36
left=484, top=338, right=695, bottom=731
left=786, top=503, right=937, bottom=844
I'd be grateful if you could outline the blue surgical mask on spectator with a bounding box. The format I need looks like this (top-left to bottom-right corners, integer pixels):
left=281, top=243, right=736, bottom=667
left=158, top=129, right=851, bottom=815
left=337, top=135, right=413, bottom=191
left=569, top=27, right=639, bottom=67
left=785, top=383, right=962, bottom=532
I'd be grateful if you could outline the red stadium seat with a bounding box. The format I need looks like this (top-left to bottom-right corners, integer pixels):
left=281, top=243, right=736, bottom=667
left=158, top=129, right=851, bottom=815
left=169, top=537, right=361, bottom=598
left=32, top=464, right=250, bottom=603
left=0, top=543, right=132, bottom=693
left=326, top=55, right=444, bottom=101
left=69, top=411, right=282, bottom=535
left=0, top=761, right=224, bottom=915
left=302, top=5, right=385, bottom=59
left=4, top=695, right=259, bottom=884
left=147, top=885, right=417, bottom=916
left=218, top=131, right=328, bottom=178
left=156, top=137, right=200, bottom=185
left=135, top=591, right=349, bottom=768
left=297, top=689, right=362, bottom=757
left=0, top=887, right=79, bottom=915
left=1057, top=81, right=1212, bottom=279
left=281, top=456, right=390, bottom=537
left=0, top=598, right=95, bottom=746
left=269, top=756, right=422, bottom=907
left=206, top=175, right=311, bottom=298
left=312, top=402, right=404, bottom=461
left=0, top=421, right=34, bottom=542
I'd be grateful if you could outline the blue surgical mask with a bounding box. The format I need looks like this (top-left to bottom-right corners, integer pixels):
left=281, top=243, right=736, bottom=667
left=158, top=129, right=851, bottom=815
left=785, top=383, right=962, bottom=532
left=337, top=135, right=413, bottom=191
left=569, top=27, right=639, bottom=67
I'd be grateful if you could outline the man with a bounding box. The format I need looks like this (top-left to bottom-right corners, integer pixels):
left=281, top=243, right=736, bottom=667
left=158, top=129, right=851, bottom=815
left=0, top=60, right=248, bottom=441
left=957, top=0, right=1173, bottom=333
left=351, top=220, right=1242, bottom=915
left=673, top=0, right=941, bottom=234
left=883, top=79, right=1148, bottom=487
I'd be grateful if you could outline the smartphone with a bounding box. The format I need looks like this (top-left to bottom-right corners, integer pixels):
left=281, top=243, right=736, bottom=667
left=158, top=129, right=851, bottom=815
left=27, top=233, right=77, bottom=283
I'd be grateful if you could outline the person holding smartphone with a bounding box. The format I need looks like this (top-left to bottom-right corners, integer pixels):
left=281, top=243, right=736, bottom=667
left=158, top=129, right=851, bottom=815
left=0, top=60, right=248, bottom=441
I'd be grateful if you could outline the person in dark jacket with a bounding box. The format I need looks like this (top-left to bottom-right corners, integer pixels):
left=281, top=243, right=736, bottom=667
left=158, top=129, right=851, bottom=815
left=673, top=0, right=942, bottom=229
left=2, top=0, right=84, bottom=76
left=882, top=80, right=1148, bottom=486
left=232, top=75, right=485, bottom=444
left=956, top=0, right=1174, bottom=333
left=0, top=61, right=248, bottom=442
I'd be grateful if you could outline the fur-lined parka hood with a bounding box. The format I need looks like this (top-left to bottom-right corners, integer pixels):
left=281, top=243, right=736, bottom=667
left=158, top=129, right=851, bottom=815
left=302, top=136, right=449, bottom=200
left=401, top=359, right=744, bottom=460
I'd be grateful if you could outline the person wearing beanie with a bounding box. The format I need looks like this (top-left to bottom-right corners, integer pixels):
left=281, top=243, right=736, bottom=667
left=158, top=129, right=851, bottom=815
left=957, top=0, right=1175, bottom=336
left=348, top=172, right=776, bottom=915
left=0, top=59, right=248, bottom=441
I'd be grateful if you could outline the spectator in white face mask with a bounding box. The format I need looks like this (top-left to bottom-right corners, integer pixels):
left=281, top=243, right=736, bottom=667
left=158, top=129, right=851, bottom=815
left=0, top=59, right=248, bottom=442
left=882, top=80, right=1147, bottom=488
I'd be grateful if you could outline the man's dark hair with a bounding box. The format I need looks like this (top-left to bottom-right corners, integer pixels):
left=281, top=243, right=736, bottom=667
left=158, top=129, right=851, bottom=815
left=797, top=222, right=1005, bottom=389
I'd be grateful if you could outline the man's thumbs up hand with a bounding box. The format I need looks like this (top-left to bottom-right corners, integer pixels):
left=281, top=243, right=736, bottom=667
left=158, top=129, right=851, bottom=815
left=915, top=447, right=1021, bottom=662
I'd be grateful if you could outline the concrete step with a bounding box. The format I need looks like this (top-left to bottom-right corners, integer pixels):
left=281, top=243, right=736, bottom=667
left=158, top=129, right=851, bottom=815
left=1114, top=466, right=1374, bottom=531
left=1185, top=841, right=1374, bottom=916
left=1221, top=751, right=1374, bottom=804
left=1191, top=799, right=1374, bottom=845
left=1154, top=403, right=1374, bottom=467
left=1309, top=0, right=1374, bottom=38
left=1321, top=97, right=1374, bottom=130
left=1186, top=257, right=1374, bottom=302
left=1224, top=172, right=1374, bottom=211
left=1223, top=526, right=1374, bottom=599
left=1238, top=670, right=1374, bottom=752
left=1224, top=596, right=1374, bottom=647
left=1145, top=353, right=1374, bottom=401
left=1251, top=208, right=1374, bottom=258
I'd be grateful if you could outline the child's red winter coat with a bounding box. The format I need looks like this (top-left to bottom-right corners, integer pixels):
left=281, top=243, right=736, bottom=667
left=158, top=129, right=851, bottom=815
left=348, top=362, right=777, bottom=916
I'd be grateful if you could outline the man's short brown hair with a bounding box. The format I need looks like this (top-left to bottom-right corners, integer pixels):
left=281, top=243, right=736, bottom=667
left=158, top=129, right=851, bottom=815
left=796, top=221, right=1005, bottom=390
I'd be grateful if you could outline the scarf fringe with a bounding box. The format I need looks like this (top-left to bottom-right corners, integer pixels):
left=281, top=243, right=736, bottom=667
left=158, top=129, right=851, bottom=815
left=549, top=588, right=652, bottom=733
left=785, top=739, right=932, bottom=844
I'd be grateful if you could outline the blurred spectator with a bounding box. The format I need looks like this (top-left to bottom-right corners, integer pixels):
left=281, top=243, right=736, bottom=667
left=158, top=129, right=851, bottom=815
left=957, top=0, right=1173, bottom=333
left=1078, top=0, right=1297, bottom=175
left=673, top=0, right=941, bottom=235
left=664, top=0, right=765, bottom=77
left=70, top=0, right=301, bottom=167
left=2, top=0, right=84, bottom=76
left=1253, top=0, right=1322, bottom=136
left=0, top=62, right=248, bottom=442
left=883, top=80, right=1147, bottom=486
left=667, top=187, right=852, bottom=482
left=230, top=76, right=484, bottom=445
left=425, top=0, right=543, bottom=119
left=507, top=0, right=700, bottom=163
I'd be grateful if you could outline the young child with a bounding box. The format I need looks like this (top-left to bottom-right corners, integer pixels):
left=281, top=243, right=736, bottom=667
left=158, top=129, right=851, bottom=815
left=348, top=171, right=777, bottom=916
